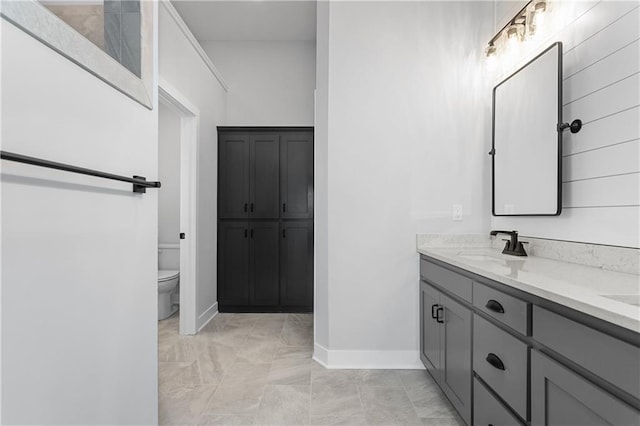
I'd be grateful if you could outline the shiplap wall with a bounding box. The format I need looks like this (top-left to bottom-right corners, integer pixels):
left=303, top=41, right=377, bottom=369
left=491, top=1, right=640, bottom=248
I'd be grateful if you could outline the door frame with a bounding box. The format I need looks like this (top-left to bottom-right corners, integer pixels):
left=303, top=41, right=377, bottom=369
left=158, top=78, right=200, bottom=335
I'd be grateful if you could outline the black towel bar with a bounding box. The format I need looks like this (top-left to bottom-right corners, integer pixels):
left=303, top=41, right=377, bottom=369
left=0, top=150, right=161, bottom=193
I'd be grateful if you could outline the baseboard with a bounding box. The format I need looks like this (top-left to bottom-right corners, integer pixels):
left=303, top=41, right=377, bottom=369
left=313, top=343, right=425, bottom=369
left=197, top=302, right=218, bottom=332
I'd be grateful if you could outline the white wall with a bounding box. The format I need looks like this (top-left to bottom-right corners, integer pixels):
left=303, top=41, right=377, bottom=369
left=314, top=1, right=494, bottom=367
left=1, top=12, right=158, bottom=425
left=202, top=41, right=316, bottom=126
left=158, top=3, right=227, bottom=328
left=490, top=1, right=640, bottom=248
left=158, top=102, right=181, bottom=245
left=314, top=0, right=330, bottom=353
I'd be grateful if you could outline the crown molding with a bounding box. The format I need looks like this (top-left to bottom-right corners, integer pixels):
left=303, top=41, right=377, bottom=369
left=160, top=0, right=229, bottom=92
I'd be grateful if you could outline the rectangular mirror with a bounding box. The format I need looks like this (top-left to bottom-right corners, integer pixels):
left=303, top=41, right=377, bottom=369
left=492, top=42, right=562, bottom=216
left=1, top=0, right=153, bottom=109
left=40, top=0, right=142, bottom=78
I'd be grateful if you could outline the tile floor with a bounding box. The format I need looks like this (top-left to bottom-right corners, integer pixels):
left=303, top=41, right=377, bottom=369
left=159, top=313, right=463, bottom=425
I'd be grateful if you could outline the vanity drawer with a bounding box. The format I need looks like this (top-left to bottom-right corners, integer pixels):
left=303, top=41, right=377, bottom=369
left=474, top=377, right=524, bottom=426
left=473, top=281, right=529, bottom=335
left=473, top=314, right=528, bottom=418
left=533, top=306, right=640, bottom=400
left=420, top=258, right=472, bottom=302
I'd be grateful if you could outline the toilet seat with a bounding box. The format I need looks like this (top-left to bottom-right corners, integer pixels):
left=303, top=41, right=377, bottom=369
left=158, top=270, right=179, bottom=282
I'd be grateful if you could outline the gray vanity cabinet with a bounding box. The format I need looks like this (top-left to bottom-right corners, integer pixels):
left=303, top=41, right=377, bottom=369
left=420, top=278, right=472, bottom=425
left=531, top=350, right=640, bottom=426
left=420, top=280, right=441, bottom=375
left=419, top=254, right=640, bottom=426
left=439, top=292, right=472, bottom=424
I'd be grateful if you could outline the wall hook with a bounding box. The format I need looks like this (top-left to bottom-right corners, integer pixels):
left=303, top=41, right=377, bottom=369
left=558, top=119, right=582, bottom=134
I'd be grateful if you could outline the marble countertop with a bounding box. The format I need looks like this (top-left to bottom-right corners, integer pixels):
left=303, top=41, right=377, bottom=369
left=417, top=245, right=640, bottom=333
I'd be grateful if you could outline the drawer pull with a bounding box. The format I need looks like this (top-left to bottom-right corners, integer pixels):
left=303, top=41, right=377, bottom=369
left=486, top=353, right=505, bottom=370
left=431, top=304, right=439, bottom=319
left=436, top=306, right=444, bottom=323
left=485, top=299, right=505, bottom=314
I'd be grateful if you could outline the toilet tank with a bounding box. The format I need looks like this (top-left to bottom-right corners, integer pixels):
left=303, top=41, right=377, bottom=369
left=158, top=243, right=179, bottom=270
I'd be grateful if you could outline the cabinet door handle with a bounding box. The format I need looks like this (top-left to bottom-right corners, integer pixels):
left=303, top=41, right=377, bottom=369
left=283, top=203, right=286, bottom=213
left=485, top=299, right=505, bottom=314
left=244, top=203, right=248, bottom=212
left=244, top=229, right=248, bottom=238
left=282, top=229, right=286, bottom=238
left=436, top=306, right=444, bottom=323
left=250, top=229, right=254, bottom=238
left=250, top=203, right=254, bottom=213
left=431, top=304, right=439, bottom=319
left=486, top=353, right=505, bottom=370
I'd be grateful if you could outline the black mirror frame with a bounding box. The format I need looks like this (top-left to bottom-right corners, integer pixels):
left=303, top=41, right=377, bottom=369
left=491, top=41, right=563, bottom=217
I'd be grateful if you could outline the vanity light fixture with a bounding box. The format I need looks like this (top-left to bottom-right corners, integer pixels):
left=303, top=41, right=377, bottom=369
left=486, top=43, right=497, bottom=57
left=485, top=0, right=549, bottom=58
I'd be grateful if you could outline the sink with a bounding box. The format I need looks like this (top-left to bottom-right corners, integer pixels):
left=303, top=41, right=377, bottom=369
left=601, top=294, right=640, bottom=307
left=457, top=254, right=503, bottom=262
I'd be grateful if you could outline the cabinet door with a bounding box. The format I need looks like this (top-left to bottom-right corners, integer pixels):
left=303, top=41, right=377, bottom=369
left=218, top=221, right=249, bottom=307
left=531, top=350, right=640, bottom=426
left=280, top=221, right=313, bottom=308
left=250, top=134, right=279, bottom=219
left=440, top=293, right=472, bottom=426
left=420, top=281, right=441, bottom=381
left=219, top=133, right=249, bottom=219
left=249, top=222, right=280, bottom=306
left=280, top=132, right=313, bottom=219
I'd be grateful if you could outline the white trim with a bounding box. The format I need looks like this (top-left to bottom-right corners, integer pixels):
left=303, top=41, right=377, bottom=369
left=197, top=302, right=219, bottom=332
left=158, top=243, right=180, bottom=250
left=158, top=80, right=200, bottom=336
left=159, top=1, right=229, bottom=92
left=313, top=343, right=424, bottom=370
left=312, top=343, right=330, bottom=367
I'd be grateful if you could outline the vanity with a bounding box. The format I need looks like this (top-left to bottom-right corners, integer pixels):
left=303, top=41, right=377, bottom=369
left=417, top=242, right=640, bottom=425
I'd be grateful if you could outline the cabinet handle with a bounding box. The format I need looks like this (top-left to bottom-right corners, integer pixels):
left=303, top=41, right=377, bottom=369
left=244, top=229, right=248, bottom=238
left=250, top=229, right=254, bottom=238
left=250, top=203, right=254, bottom=213
left=485, top=353, right=505, bottom=371
left=431, top=304, right=439, bottom=319
left=244, top=203, right=248, bottom=212
left=283, top=229, right=286, bottom=238
left=436, top=306, right=444, bottom=323
left=283, top=203, right=286, bottom=213
left=485, top=299, right=505, bottom=314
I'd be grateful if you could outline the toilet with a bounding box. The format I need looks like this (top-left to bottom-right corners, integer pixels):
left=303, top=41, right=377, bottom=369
left=158, top=269, right=179, bottom=320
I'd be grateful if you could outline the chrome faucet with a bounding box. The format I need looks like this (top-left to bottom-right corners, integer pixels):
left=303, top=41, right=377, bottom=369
left=490, top=230, right=528, bottom=257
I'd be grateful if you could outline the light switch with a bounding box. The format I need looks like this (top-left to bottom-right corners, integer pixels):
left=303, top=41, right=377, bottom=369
left=453, top=204, right=463, bottom=221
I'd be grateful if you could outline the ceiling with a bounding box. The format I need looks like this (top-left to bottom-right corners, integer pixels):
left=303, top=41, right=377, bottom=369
left=172, top=0, right=317, bottom=42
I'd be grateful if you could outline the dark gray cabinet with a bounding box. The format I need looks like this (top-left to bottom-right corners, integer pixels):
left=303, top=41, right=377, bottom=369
left=218, top=221, right=280, bottom=308
left=218, top=133, right=279, bottom=220
left=420, top=280, right=472, bottom=425
left=218, top=221, right=250, bottom=305
left=280, top=221, right=313, bottom=308
left=250, top=134, right=280, bottom=219
left=249, top=222, right=280, bottom=306
left=218, top=127, right=313, bottom=312
left=531, top=350, right=640, bottom=426
left=280, top=132, right=313, bottom=219
left=218, top=133, right=250, bottom=219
